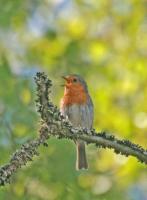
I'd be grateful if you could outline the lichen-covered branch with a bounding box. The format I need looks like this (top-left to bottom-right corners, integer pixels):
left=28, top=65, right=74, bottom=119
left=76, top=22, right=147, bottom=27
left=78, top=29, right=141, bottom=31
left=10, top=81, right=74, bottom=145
left=35, top=72, right=147, bottom=165
left=0, top=72, right=147, bottom=187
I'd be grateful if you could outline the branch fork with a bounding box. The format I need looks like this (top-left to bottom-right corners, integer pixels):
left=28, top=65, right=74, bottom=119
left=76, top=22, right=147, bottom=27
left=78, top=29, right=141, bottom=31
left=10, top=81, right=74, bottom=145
left=0, top=72, right=146, bottom=186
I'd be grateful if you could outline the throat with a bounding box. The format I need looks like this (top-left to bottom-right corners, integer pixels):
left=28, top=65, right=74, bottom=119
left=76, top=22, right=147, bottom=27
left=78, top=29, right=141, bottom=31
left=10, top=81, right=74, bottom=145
left=62, top=91, right=87, bottom=106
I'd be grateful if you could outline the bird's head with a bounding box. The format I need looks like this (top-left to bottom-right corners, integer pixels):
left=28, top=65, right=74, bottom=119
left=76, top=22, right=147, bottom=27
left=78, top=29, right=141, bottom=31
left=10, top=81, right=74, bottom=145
left=62, top=74, right=88, bottom=94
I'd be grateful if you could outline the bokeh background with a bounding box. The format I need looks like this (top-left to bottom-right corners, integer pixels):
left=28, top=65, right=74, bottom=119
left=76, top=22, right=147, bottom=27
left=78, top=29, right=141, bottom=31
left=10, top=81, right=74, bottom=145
left=0, top=0, right=147, bottom=199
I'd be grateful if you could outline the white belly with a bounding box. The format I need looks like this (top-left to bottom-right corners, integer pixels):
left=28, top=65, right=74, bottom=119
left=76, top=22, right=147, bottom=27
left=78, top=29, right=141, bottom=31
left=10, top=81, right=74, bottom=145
left=61, top=104, right=92, bottom=129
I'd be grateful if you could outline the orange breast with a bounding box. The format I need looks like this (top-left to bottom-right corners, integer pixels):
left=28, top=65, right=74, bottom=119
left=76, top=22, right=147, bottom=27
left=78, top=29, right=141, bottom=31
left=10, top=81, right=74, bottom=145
left=60, top=85, right=87, bottom=108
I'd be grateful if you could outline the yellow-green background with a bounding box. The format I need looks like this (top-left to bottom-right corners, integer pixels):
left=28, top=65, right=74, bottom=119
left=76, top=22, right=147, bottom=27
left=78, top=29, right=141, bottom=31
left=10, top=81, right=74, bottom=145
left=0, top=0, right=147, bottom=199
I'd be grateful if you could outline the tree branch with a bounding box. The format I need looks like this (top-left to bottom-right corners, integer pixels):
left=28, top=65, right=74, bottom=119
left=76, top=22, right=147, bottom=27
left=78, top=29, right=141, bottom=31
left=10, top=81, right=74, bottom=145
left=0, top=72, right=146, bottom=187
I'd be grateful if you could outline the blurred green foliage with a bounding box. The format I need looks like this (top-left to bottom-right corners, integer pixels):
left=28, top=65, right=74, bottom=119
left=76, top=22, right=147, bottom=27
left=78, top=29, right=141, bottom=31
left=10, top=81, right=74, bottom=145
left=0, top=0, right=147, bottom=199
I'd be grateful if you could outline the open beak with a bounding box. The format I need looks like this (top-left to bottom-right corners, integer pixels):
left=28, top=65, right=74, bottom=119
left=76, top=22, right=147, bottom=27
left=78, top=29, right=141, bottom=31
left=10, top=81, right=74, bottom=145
left=61, top=76, right=68, bottom=87
left=61, top=76, right=68, bottom=81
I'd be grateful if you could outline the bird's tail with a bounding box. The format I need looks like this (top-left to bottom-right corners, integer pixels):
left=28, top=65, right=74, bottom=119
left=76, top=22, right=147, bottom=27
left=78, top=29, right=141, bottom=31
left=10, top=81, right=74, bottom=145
left=76, top=141, right=88, bottom=170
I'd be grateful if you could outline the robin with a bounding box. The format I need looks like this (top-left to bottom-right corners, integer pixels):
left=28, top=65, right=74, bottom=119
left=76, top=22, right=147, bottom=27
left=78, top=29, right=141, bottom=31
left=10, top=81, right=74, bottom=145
left=60, top=74, right=94, bottom=170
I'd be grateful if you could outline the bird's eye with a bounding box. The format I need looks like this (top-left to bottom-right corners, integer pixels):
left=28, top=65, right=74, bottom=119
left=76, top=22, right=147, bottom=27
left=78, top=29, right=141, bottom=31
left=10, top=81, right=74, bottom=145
left=73, top=78, right=77, bottom=82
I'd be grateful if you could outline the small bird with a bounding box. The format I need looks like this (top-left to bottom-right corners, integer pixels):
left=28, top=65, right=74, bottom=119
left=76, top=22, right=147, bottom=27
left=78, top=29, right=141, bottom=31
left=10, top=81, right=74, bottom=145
left=60, top=74, right=94, bottom=170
